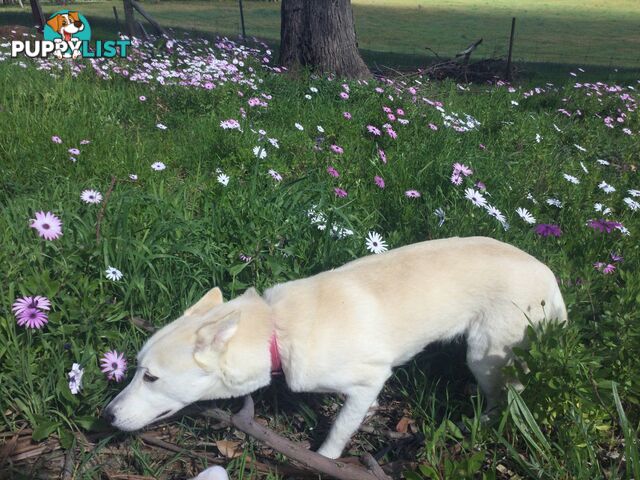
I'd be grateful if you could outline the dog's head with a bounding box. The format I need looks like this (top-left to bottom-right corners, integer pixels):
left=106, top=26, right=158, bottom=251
left=46, top=12, right=84, bottom=41
left=104, top=287, right=271, bottom=431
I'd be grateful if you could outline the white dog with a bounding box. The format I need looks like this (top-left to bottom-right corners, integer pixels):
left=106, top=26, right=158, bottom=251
left=105, top=236, right=566, bottom=459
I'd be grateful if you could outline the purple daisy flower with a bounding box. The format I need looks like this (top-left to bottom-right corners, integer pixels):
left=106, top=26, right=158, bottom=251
left=587, top=219, right=622, bottom=233
left=334, top=187, right=348, bottom=198
left=51, top=136, right=62, bottom=144
left=100, top=350, right=128, bottom=382
left=405, top=190, right=421, bottom=198
left=327, top=166, right=340, bottom=178
left=16, top=307, right=48, bottom=329
left=534, top=224, right=562, bottom=237
left=12, top=295, right=51, bottom=315
left=374, top=175, right=385, bottom=189
left=68, top=148, right=80, bottom=156
left=611, top=252, right=624, bottom=262
left=30, top=211, right=63, bottom=240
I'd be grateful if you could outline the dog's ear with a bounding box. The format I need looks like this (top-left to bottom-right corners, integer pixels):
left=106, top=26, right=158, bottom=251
left=184, top=287, right=224, bottom=317
left=69, top=12, right=80, bottom=22
left=193, top=311, right=239, bottom=370
left=46, top=15, right=63, bottom=33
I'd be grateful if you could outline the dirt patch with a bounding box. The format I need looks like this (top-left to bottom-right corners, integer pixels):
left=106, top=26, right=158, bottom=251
left=0, top=25, right=42, bottom=40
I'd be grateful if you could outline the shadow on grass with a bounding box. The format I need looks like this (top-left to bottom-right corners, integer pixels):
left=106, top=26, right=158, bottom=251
left=2, top=10, right=639, bottom=84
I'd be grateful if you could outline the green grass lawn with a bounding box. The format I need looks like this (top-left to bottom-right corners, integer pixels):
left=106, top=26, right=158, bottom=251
left=1, top=31, right=640, bottom=479
left=2, top=0, right=640, bottom=71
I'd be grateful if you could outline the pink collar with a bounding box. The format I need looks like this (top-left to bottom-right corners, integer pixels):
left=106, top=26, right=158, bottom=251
left=269, top=332, right=282, bottom=374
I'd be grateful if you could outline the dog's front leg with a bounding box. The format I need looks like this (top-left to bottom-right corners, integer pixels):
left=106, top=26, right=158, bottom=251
left=317, top=385, right=383, bottom=459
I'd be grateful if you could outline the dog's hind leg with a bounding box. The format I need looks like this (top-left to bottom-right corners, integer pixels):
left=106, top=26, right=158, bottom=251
left=317, top=378, right=388, bottom=459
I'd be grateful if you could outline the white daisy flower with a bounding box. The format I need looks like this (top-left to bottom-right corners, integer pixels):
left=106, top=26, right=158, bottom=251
left=304, top=94, right=312, bottom=100
left=268, top=138, right=280, bottom=149
left=81, top=189, right=103, bottom=204
left=596, top=159, right=610, bottom=165
left=616, top=225, right=630, bottom=236
left=563, top=174, right=580, bottom=184
left=105, top=266, right=123, bottom=281
left=365, top=231, right=388, bottom=254
left=156, top=123, right=167, bottom=130
left=485, top=204, right=506, bottom=223
left=574, top=144, right=587, bottom=152
left=129, top=174, right=138, bottom=181
left=546, top=198, right=563, bottom=208
left=526, top=193, right=538, bottom=204
left=294, top=122, right=304, bottom=131
left=253, top=146, right=267, bottom=159
left=535, top=133, right=542, bottom=143
left=331, top=225, right=354, bottom=239
left=628, top=189, right=640, bottom=197
left=309, top=86, right=318, bottom=93
left=317, top=125, right=325, bottom=133
left=217, top=173, right=230, bottom=186
left=553, top=123, right=562, bottom=132
left=598, top=181, right=616, bottom=194
left=68, top=363, right=84, bottom=395
left=268, top=169, right=282, bottom=182
left=434, top=207, right=446, bottom=227
left=516, top=207, right=536, bottom=224
left=151, top=161, right=166, bottom=171
left=464, top=188, right=487, bottom=208
left=624, top=197, right=640, bottom=211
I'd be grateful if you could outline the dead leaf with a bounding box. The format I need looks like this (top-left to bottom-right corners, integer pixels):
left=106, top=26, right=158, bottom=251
left=215, top=439, right=243, bottom=459
left=395, top=416, right=415, bottom=434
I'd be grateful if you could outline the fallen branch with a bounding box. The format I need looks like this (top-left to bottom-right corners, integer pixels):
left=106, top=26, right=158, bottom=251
left=200, top=396, right=392, bottom=480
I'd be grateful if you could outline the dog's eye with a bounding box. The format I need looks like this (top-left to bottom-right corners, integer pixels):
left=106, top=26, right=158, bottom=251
left=143, top=372, right=159, bottom=383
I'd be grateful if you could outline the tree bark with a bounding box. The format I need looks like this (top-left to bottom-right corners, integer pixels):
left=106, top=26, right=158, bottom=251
left=279, top=0, right=370, bottom=79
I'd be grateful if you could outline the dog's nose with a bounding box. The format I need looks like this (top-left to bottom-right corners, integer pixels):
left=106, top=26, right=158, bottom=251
left=74, top=21, right=83, bottom=28
left=102, top=407, right=115, bottom=425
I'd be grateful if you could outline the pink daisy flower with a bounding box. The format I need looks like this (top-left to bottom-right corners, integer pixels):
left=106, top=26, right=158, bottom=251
left=100, top=350, right=128, bottom=382
left=343, top=112, right=352, bottom=120
left=334, top=188, right=348, bottom=198
left=386, top=128, right=398, bottom=139
left=30, top=211, right=63, bottom=240
left=367, top=125, right=381, bottom=136
left=383, top=106, right=392, bottom=113
left=429, top=123, right=438, bottom=131
left=80, top=139, right=91, bottom=145
left=378, top=149, right=387, bottom=164
left=396, top=108, right=405, bottom=116
left=51, top=136, right=62, bottom=144
left=451, top=172, right=463, bottom=185
left=405, top=190, right=421, bottom=198
left=327, top=166, right=340, bottom=178
left=374, top=175, right=385, bottom=188
left=453, top=163, right=473, bottom=176
left=339, top=92, right=349, bottom=100
left=330, top=144, right=344, bottom=155
left=12, top=295, right=51, bottom=315
left=68, top=148, right=80, bottom=156
left=387, top=113, right=396, bottom=122
left=16, top=308, right=48, bottom=329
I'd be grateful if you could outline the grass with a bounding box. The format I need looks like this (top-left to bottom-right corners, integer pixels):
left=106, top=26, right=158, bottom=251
left=2, top=0, right=640, bottom=73
left=0, top=32, right=640, bottom=479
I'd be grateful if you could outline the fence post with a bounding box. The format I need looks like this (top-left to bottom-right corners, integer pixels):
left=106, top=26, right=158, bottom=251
left=123, top=0, right=138, bottom=38
left=506, top=17, right=516, bottom=81
left=238, top=0, right=246, bottom=40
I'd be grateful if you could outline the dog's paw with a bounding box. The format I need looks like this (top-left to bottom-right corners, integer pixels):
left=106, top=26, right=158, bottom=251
left=317, top=444, right=343, bottom=459
left=191, top=466, right=229, bottom=480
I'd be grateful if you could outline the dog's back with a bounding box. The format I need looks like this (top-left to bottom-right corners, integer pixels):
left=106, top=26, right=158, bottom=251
left=265, top=236, right=566, bottom=405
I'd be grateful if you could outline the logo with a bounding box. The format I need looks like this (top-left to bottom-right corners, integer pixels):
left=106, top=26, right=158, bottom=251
left=11, top=10, right=130, bottom=59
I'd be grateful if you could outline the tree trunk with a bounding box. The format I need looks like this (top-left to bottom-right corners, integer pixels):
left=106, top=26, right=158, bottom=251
left=279, top=0, right=370, bottom=79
